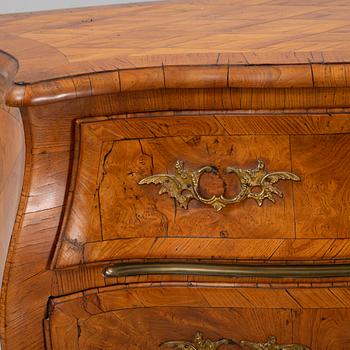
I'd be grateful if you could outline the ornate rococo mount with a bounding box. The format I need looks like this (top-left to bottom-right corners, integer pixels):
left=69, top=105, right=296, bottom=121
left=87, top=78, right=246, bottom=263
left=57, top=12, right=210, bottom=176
left=139, top=159, right=300, bottom=211
left=160, top=332, right=310, bottom=350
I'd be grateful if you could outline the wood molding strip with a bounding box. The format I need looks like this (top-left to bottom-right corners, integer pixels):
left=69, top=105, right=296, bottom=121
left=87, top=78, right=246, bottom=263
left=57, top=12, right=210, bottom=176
left=5, top=63, right=350, bottom=107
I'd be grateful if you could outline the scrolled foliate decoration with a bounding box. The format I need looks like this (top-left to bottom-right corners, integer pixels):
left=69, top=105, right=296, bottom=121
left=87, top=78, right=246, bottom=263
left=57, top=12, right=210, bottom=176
left=160, top=332, right=310, bottom=350
left=239, top=336, right=310, bottom=350
left=139, top=159, right=300, bottom=211
left=160, top=331, right=235, bottom=350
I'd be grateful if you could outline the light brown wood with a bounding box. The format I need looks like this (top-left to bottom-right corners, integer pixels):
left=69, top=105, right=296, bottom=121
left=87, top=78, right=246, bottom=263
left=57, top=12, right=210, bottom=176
left=51, top=114, right=350, bottom=268
left=2, top=1, right=350, bottom=106
left=1, top=1, right=350, bottom=349
left=0, top=51, right=24, bottom=284
left=293, top=135, right=350, bottom=238
left=1, top=0, right=350, bottom=84
left=47, top=283, right=350, bottom=350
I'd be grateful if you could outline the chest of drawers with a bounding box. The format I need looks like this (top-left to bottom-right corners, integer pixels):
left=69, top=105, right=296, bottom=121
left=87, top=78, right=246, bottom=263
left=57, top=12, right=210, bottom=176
left=1, top=1, right=350, bottom=349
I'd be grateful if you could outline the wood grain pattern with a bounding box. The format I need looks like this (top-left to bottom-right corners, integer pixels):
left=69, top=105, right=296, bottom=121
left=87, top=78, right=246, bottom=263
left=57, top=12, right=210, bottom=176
left=7, top=74, right=350, bottom=108
left=52, top=114, right=350, bottom=268
left=0, top=51, right=24, bottom=345
left=1, top=0, right=350, bottom=85
left=293, top=309, right=350, bottom=349
left=1, top=1, right=350, bottom=349
left=51, top=307, right=294, bottom=350
left=47, top=284, right=350, bottom=349
left=0, top=84, right=24, bottom=283
left=3, top=107, right=350, bottom=349
left=2, top=1, right=350, bottom=106
left=293, top=135, right=350, bottom=238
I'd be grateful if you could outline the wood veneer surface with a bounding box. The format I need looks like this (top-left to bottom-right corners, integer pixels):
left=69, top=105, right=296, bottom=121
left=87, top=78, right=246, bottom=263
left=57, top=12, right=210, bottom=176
left=1, top=1, right=350, bottom=349
left=0, top=0, right=349, bottom=83
left=48, top=283, right=350, bottom=350
left=2, top=104, right=350, bottom=349
left=53, top=113, right=350, bottom=268
left=0, top=52, right=24, bottom=282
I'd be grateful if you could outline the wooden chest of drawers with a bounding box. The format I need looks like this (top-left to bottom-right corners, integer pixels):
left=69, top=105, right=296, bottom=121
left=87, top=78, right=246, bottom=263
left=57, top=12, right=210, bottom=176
left=1, top=1, right=350, bottom=349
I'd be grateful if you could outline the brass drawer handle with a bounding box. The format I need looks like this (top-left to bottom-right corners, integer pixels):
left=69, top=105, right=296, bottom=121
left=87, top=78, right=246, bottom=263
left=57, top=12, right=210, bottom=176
left=139, top=159, right=300, bottom=211
left=103, top=262, right=350, bottom=279
left=160, top=332, right=310, bottom=350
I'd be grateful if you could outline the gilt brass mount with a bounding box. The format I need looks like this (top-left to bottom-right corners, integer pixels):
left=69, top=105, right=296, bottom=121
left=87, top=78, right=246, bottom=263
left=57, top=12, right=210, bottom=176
left=139, top=159, right=300, bottom=211
left=160, top=331, right=235, bottom=349
left=160, top=332, right=310, bottom=350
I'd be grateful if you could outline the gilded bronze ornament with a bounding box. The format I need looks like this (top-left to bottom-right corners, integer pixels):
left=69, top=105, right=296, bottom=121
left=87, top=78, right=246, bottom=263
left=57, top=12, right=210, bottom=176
left=139, top=159, right=300, bottom=211
left=239, top=336, right=310, bottom=349
left=160, top=333, right=310, bottom=350
left=160, top=331, right=235, bottom=349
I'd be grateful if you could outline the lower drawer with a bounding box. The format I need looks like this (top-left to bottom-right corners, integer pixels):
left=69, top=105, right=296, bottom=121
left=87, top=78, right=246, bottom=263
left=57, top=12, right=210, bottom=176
left=46, top=283, right=350, bottom=349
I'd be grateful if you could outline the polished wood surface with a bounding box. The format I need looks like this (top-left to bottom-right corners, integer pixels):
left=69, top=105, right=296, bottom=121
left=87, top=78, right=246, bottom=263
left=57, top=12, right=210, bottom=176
left=1, top=0, right=350, bottom=84
left=1, top=1, right=350, bottom=106
left=0, top=52, right=24, bottom=282
left=1, top=1, right=350, bottom=349
left=47, top=283, right=350, bottom=350
left=53, top=113, right=350, bottom=268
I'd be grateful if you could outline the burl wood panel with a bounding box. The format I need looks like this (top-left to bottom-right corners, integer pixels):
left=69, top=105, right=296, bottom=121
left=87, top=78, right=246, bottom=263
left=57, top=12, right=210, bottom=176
left=47, top=284, right=350, bottom=350
left=54, top=114, right=350, bottom=268
left=293, top=135, right=350, bottom=238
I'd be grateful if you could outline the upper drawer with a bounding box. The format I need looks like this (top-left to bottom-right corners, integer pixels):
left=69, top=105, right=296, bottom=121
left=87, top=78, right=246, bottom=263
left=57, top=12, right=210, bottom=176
left=53, top=112, right=350, bottom=268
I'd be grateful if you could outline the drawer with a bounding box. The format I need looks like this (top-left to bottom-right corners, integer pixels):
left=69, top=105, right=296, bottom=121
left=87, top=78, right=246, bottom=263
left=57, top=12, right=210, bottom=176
left=46, top=283, right=350, bottom=349
left=53, top=112, right=350, bottom=268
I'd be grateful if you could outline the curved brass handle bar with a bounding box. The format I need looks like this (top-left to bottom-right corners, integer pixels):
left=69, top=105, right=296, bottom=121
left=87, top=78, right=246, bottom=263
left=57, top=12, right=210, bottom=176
left=103, top=262, right=350, bottom=279
left=138, top=159, right=300, bottom=211
left=159, top=332, right=309, bottom=350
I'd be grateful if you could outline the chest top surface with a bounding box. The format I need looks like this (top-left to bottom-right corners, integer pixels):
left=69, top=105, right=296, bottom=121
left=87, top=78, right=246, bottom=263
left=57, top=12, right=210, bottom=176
left=1, top=0, right=350, bottom=84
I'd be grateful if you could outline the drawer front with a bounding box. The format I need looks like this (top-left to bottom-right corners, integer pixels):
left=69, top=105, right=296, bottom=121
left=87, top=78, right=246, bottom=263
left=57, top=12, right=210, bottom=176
left=53, top=113, right=350, bottom=268
left=47, top=283, right=350, bottom=349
